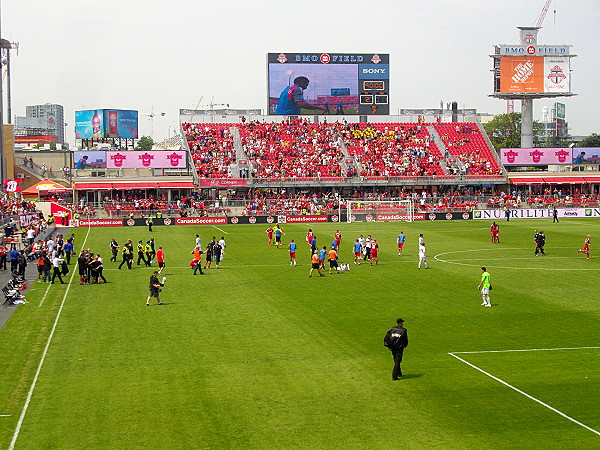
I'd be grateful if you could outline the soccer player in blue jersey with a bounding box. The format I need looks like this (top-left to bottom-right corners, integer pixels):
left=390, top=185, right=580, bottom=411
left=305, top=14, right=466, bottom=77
left=353, top=239, right=362, bottom=265
left=318, top=246, right=327, bottom=270
left=275, top=76, right=330, bottom=115
left=397, top=232, right=405, bottom=256
left=288, top=240, right=297, bottom=266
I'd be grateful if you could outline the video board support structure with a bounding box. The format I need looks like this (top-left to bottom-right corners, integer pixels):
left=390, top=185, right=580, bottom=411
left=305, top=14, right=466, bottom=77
left=81, top=138, right=135, bottom=150
left=490, top=27, right=576, bottom=148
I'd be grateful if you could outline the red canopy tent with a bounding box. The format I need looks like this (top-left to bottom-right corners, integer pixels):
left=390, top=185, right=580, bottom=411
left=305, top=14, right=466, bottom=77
left=21, top=179, right=71, bottom=198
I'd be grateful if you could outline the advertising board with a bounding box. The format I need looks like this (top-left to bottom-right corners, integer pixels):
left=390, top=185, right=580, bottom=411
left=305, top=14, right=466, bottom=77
left=498, top=56, right=570, bottom=94
left=75, top=109, right=138, bottom=139
left=74, top=151, right=108, bottom=168
left=106, top=151, right=187, bottom=169
left=473, top=208, right=600, bottom=220
left=500, top=148, right=573, bottom=166
left=267, top=53, right=389, bottom=115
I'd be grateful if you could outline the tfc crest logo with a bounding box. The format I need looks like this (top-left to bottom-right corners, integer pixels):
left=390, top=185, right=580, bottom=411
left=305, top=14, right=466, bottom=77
left=547, top=65, right=566, bottom=84
left=163, top=218, right=172, bottom=226
left=167, top=152, right=183, bottom=167
left=529, top=149, right=545, bottom=163
left=266, top=216, right=274, bottom=223
left=111, top=153, right=127, bottom=167
left=445, top=213, right=453, bottom=220
left=127, top=219, right=135, bottom=226
left=320, top=54, right=330, bottom=64
left=503, top=150, right=519, bottom=163
left=371, top=54, right=381, bottom=64
left=523, top=33, right=536, bottom=44
left=527, top=45, right=536, bottom=55
left=555, top=149, right=570, bottom=163
left=248, top=216, right=257, bottom=224
left=139, top=152, right=155, bottom=167
left=429, top=214, right=436, bottom=221
left=277, top=53, right=287, bottom=63
left=350, top=215, right=356, bottom=223
left=230, top=217, right=239, bottom=224
left=331, top=215, right=338, bottom=222
left=462, top=213, right=470, bottom=220
left=366, top=215, right=374, bottom=222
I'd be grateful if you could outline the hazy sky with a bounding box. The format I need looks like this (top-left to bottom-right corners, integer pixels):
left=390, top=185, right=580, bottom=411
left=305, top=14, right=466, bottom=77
left=2, top=0, right=598, bottom=145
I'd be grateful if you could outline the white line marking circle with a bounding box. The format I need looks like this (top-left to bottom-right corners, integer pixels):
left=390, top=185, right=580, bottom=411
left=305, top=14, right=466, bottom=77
left=434, top=248, right=599, bottom=270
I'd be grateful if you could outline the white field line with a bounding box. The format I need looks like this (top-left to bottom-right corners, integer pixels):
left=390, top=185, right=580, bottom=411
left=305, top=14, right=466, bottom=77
left=9, top=226, right=91, bottom=450
left=212, top=226, right=228, bottom=234
left=37, top=283, right=53, bottom=307
left=434, top=247, right=599, bottom=270
left=449, top=349, right=600, bottom=437
left=453, top=346, right=600, bottom=354
left=102, top=260, right=418, bottom=271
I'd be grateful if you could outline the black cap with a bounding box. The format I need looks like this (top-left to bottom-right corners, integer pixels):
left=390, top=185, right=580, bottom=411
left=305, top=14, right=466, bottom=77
left=396, top=318, right=405, bottom=324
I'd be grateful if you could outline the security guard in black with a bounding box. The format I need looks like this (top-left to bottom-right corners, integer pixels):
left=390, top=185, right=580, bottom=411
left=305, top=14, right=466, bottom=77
left=384, top=318, right=409, bottom=380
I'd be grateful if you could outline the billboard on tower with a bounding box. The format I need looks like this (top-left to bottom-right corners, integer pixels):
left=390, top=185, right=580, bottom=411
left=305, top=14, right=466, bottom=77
left=267, top=53, right=390, bottom=115
left=492, top=43, right=574, bottom=97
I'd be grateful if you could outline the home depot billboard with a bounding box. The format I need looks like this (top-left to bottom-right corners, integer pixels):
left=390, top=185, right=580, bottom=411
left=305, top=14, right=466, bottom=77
left=499, top=56, right=570, bottom=94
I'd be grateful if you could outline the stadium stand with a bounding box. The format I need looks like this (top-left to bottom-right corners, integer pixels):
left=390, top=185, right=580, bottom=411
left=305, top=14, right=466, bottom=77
left=433, top=122, right=503, bottom=176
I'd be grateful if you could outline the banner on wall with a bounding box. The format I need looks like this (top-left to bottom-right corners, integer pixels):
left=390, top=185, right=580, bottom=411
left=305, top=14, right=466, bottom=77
left=473, top=208, right=600, bottom=220
left=106, top=151, right=187, bottom=169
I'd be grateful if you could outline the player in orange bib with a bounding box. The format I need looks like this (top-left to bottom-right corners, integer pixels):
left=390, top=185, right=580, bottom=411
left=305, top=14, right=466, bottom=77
left=328, top=247, right=338, bottom=274
left=309, top=251, right=325, bottom=277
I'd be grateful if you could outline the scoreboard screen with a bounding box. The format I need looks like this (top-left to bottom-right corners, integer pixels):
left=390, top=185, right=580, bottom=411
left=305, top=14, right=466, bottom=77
left=267, top=53, right=390, bottom=115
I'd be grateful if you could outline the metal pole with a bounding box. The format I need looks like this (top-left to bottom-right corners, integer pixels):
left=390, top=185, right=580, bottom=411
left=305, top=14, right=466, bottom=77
left=0, top=0, right=5, bottom=186
left=521, top=98, right=534, bottom=148
left=6, top=45, right=10, bottom=124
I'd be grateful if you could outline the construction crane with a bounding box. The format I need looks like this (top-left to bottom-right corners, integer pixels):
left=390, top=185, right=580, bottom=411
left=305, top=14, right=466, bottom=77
left=535, top=0, right=554, bottom=27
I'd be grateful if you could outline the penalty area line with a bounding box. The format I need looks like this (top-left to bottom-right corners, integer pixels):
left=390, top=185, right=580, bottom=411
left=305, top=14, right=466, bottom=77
left=448, top=352, right=600, bottom=436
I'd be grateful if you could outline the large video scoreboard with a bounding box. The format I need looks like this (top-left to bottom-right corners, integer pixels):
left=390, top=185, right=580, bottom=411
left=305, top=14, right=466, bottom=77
left=267, top=53, right=390, bottom=115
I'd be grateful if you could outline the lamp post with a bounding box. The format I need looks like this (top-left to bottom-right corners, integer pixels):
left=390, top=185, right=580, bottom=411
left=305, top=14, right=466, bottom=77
left=0, top=37, right=18, bottom=185
left=145, top=106, right=166, bottom=140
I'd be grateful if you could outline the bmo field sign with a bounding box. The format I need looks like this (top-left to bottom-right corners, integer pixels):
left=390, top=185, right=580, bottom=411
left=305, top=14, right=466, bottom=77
left=268, top=53, right=390, bottom=115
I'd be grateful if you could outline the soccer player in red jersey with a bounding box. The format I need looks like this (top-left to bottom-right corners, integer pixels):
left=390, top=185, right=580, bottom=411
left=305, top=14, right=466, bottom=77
left=490, top=222, right=500, bottom=243
left=578, top=235, right=591, bottom=259
left=156, top=247, right=165, bottom=274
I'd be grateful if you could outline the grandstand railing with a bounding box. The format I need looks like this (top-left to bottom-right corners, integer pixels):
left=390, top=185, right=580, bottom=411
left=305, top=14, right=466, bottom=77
left=239, top=174, right=507, bottom=187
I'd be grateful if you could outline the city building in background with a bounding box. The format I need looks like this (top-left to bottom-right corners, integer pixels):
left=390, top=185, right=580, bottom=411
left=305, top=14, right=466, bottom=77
left=18, top=103, right=65, bottom=144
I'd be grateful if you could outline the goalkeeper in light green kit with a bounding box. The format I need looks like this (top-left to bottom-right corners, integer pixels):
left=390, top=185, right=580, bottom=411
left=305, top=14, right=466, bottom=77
left=478, top=267, right=491, bottom=307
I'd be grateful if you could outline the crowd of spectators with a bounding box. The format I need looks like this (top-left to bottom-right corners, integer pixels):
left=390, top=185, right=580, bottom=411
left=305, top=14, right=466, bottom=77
left=182, top=123, right=237, bottom=179
left=340, top=123, right=445, bottom=178
left=486, top=189, right=599, bottom=209
left=0, top=196, right=38, bottom=219
left=434, top=123, right=503, bottom=176
left=239, top=119, right=344, bottom=179
left=184, top=119, right=504, bottom=181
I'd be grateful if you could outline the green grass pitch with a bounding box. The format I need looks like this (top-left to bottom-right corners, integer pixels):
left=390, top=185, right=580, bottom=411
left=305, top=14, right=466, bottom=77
left=0, top=219, right=599, bottom=448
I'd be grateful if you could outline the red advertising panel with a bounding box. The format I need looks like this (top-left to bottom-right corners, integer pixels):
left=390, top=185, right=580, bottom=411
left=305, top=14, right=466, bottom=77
left=199, top=178, right=248, bottom=187
left=77, top=219, right=124, bottom=227
left=376, top=213, right=425, bottom=221
left=175, top=217, right=228, bottom=226
left=284, top=215, right=330, bottom=223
